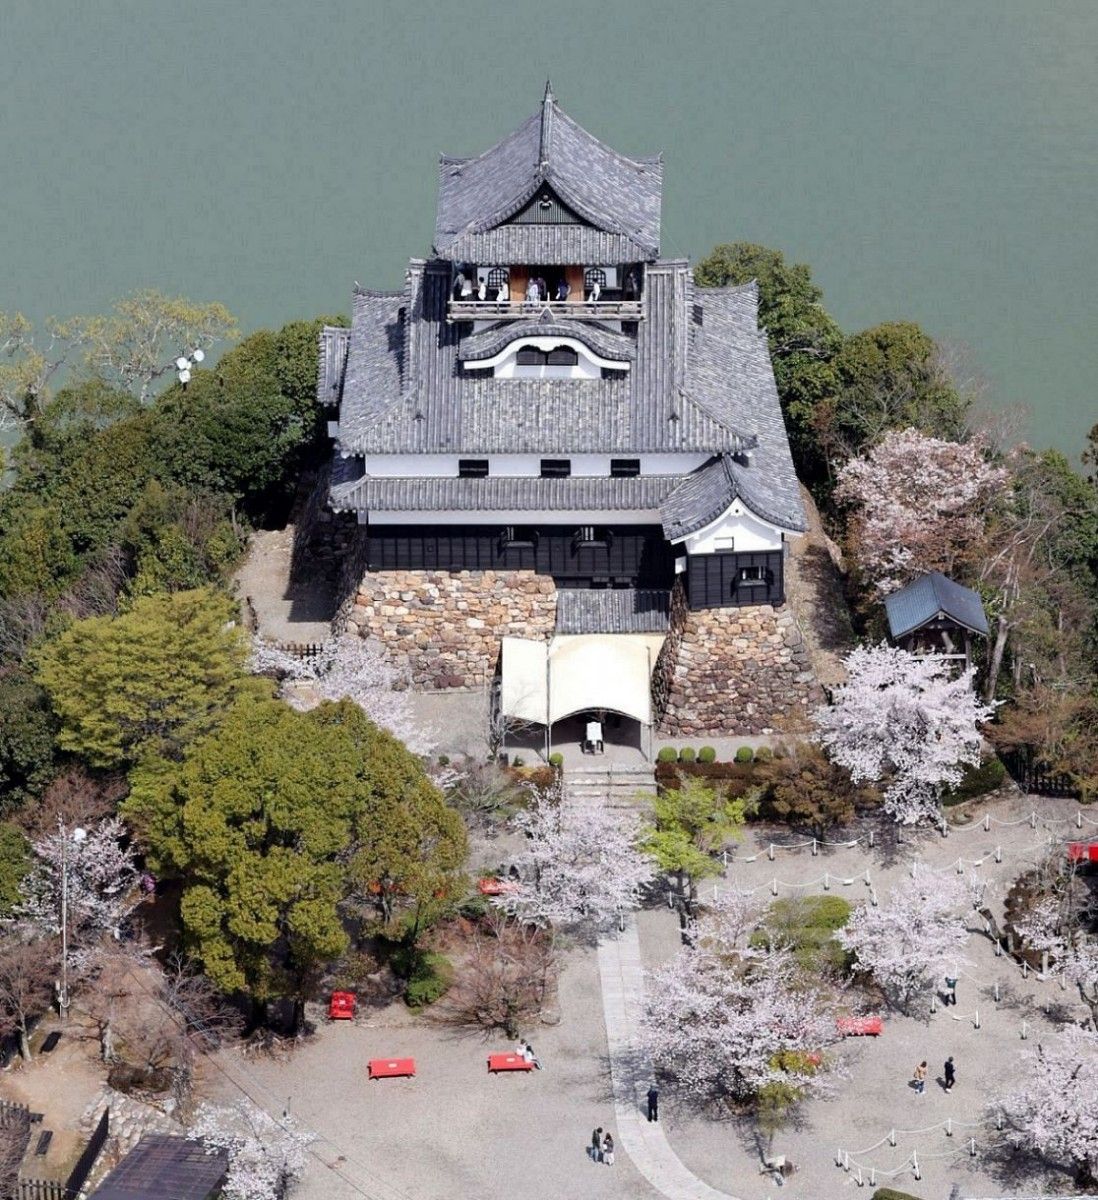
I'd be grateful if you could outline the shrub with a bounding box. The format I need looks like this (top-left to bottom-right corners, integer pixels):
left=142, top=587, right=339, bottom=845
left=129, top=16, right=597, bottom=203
left=657, top=747, right=678, bottom=763
left=679, top=747, right=696, bottom=763
left=404, top=951, right=454, bottom=1009
left=755, top=746, right=774, bottom=763
left=511, top=755, right=525, bottom=768
left=752, top=895, right=853, bottom=975
left=698, top=746, right=717, bottom=764
left=734, top=746, right=754, bottom=764
left=548, top=752, right=564, bottom=769
left=437, top=754, right=450, bottom=767
left=943, top=756, right=1006, bottom=805
left=872, top=1190, right=925, bottom=1200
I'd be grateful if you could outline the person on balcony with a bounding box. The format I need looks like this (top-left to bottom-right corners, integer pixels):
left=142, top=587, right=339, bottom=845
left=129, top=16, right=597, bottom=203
left=496, top=280, right=509, bottom=304
left=587, top=278, right=601, bottom=303
left=555, top=278, right=570, bottom=302
left=477, top=279, right=487, bottom=301
left=525, top=278, right=540, bottom=305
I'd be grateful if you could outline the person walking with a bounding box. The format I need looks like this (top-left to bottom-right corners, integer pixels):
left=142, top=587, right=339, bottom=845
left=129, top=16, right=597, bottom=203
left=647, top=1085, right=659, bottom=1122
left=524, top=1041, right=542, bottom=1069
left=913, top=1061, right=928, bottom=1095
left=944, top=1056, right=956, bottom=1092
left=944, top=976, right=958, bottom=1006
left=590, top=1127, right=602, bottom=1162
left=602, top=1132, right=615, bottom=1166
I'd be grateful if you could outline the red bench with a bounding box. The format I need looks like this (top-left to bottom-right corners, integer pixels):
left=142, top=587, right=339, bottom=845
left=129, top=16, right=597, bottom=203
left=368, top=1057, right=416, bottom=1079
left=328, top=991, right=356, bottom=1021
left=487, top=1052, right=535, bottom=1073
left=477, top=877, right=520, bottom=896
left=1067, top=842, right=1098, bottom=864
left=836, top=1016, right=883, bottom=1037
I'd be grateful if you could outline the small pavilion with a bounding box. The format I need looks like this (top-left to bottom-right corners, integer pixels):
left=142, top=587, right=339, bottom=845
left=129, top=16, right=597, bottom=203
left=883, top=571, right=989, bottom=669
left=89, top=1135, right=228, bottom=1200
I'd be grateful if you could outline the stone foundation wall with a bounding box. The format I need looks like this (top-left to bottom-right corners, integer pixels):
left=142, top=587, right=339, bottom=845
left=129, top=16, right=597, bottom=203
left=653, top=582, right=824, bottom=736
left=345, top=569, right=557, bottom=689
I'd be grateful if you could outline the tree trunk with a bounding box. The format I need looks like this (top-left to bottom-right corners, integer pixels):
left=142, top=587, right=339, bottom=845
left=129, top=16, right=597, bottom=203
left=984, top=615, right=1010, bottom=703
left=17, top=1024, right=32, bottom=1062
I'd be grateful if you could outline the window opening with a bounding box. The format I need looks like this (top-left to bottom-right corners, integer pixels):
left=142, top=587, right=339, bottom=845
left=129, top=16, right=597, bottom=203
left=540, top=459, right=571, bottom=478
left=458, top=459, right=489, bottom=478
left=610, top=459, right=640, bottom=478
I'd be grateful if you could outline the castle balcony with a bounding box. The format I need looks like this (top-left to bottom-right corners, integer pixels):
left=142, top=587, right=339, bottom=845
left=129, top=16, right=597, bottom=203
left=447, top=298, right=644, bottom=324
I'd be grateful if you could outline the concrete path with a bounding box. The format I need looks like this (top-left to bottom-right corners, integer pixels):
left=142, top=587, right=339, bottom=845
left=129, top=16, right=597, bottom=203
left=597, top=918, right=746, bottom=1200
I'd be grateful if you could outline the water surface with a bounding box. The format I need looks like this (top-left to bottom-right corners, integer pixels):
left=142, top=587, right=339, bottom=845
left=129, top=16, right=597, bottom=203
left=2, top=1, right=1095, bottom=454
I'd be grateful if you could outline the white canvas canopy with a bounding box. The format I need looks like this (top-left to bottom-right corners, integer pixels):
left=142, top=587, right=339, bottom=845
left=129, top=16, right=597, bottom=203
left=500, top=634, right=663, bottom=727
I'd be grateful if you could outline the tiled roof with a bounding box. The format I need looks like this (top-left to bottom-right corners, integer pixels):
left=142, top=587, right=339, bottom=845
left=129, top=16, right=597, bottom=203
left=329, top=469, right=680, bottom=515
left=444, top=224, right=651, bottom=266
left=884, top=572, right=990, bottom=640
left=434, top=84, right=662, bottom=260
left=317, top=325, right=350, bottom=408
left=555, top=588, right=671, bottom=634
left=458, top=316, right=635, bottom=364
left=661, top=456, right=736, bottom=539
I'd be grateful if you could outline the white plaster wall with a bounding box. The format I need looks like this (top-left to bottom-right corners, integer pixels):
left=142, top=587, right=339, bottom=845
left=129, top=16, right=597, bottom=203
left=679, top=500, right=785, bottom=554
left=361, top=453, right=709, bottom=478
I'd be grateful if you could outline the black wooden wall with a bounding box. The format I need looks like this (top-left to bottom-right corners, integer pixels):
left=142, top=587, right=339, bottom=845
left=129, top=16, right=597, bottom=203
left=366, top=524, right=676, bottom=589
left=685, top=550, right=784, bottom=610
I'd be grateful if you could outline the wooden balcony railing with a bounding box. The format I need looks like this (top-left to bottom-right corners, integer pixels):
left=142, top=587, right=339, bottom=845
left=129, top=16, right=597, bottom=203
left=447, top=299, right=644, bottom=323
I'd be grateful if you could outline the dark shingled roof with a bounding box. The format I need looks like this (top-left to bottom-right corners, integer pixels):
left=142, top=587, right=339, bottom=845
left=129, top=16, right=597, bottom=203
left=556, top=588, right=671, bottom=634
left=330, top=468, right=680, bottom=515
left=90, top=1136, right=227, bottom=1200
left=435, top=84, right=662, bottom=261
left=458, top=315, right=635, bottom=364
left=884, top=572, right=990, bottom=640
left=660, top=456, right=736, bottom=539
left=334, top=262, right=756, bottom=457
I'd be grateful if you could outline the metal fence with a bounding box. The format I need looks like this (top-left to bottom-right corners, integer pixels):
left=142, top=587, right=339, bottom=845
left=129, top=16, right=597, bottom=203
left=1000, top=749, right=1081, bottom=799
left=11, top=1108, right=109, bottom=1200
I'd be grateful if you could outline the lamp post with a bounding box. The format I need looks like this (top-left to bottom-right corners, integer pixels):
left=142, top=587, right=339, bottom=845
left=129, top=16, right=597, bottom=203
left=174, top=346, right=206, bottom=389
left=58, top=823, right=87, bottom=1021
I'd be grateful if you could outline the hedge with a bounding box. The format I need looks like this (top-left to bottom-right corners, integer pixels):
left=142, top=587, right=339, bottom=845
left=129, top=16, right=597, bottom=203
left=657, top=747, right=678, bottom=763
left=405, top=951, right=454, bottom=1009
left=943, top=756, right=1007, bottom=805
left=698, top=746, right=716, bottom=764
left=734, top=746, right=754, bottom=763
left=679, top=747, right=696, bottom=763
left=871, top=1189, right=924, bottom=1200
left=548, top=752, right=564, bottom=769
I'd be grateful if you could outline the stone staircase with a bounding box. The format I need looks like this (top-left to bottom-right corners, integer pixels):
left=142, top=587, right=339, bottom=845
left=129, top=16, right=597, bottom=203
left=564, top=762, right=657, bottom=811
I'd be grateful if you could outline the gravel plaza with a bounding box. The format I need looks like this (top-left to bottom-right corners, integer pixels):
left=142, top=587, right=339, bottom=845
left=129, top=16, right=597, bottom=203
left=204, top=788, right=1093, bottom=1200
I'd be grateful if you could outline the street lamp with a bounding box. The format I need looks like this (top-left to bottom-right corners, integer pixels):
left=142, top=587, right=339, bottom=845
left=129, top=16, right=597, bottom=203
left=174, top=347, right=206, bottom=388
left=58, top=823, right=87, bottom=1021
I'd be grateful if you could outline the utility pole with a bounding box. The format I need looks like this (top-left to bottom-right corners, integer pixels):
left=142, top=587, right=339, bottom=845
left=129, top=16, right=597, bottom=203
left=58, top=822, right=87, bottom=1022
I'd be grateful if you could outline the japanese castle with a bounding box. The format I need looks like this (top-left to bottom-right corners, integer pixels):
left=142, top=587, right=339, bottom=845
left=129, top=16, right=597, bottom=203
left=317, top=86, right=814, bottom=742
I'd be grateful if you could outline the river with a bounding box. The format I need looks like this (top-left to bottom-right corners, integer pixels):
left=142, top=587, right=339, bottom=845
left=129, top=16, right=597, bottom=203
left=2, top=0, right=1095, bottom=456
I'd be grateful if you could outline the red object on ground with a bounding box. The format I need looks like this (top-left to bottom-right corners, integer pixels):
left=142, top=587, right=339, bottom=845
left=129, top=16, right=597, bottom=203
left=328, top=991, right=356, bottom=1021
left=477, top=877, right=520, bottom=896
left=487, top=1052, right=535, bottom=1073
left=368, top=1057, right=416, bottom=1079
left=1067, top=842, right=1098, bottom=864
left=836, top=1016, right=883, bottom=1037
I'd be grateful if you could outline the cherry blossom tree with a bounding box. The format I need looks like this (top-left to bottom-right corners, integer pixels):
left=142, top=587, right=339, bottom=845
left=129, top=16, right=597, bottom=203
left=492, top=783, right=655, bottom=931
left=999, top=1026, right=1098, bottom=1187
left=190, top=1099, right=312, bottom=1200
left=16, top=816, right=139, bottom=941
left=837, top=876, right=970, bottom=1011
left=813, top=644, right=994, bottom=825
left=834, top=427, right=1007, bottom=596
left=644, top=889, right=838, bottom=1107
left=249, top=635, right=432, bottom=755
left=1014, top=895, right=1098, bottom=1026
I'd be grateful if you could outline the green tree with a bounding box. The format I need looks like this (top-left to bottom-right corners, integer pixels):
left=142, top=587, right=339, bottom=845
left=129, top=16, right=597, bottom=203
left=0, top=671, right=57, bottom=813
left=0, top=822, right=31, bottom=914
left=694, top=243, right=843, bottom=482
left=821, top=321, right=968, bottom=463
left=0, top=498, right=78, bottom=599
left=125, top=699, right=458, bottom=1021
left=35, top=588, right=252, bottom=768
left=643, top=776, right=753, bottom=902
left=326, top=703, right=468, bottom=954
